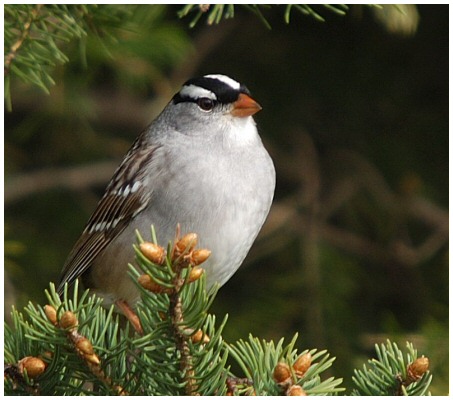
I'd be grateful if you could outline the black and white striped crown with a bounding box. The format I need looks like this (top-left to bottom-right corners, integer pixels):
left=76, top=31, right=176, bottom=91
left=173, top=74, right=251, bottom=105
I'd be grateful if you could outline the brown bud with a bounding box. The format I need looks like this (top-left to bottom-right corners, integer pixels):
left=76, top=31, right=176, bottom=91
left=44, top=305, right=58, bottom=325
left=138, top=274, right=154, bottom=290
left=114, top=385, right=128, bottom=396
left=190, top=249, right=211, bottom=266
left=293, top=353, right=312, bottom=378
left=287, top=385, right=307, bottom=396
left=138, top=274, right=172, bottom=294
left=273, top=362, right=292, bottom=385
left=84, top=353, right=100, bottom=366
left=407, top=356, right=429, bottom=383
left=140, top=242, right=166, bottom=265
left=188, top=267, right=205, bottom=283
left=18, top=356, right=47, bottom=379
left=175, top=233, right=198, bottom=256
left=191, top=329, right=210, bottom=344
left=59, top=311, right=78, bottom=330
left=75, top=337, right=94, bottom=355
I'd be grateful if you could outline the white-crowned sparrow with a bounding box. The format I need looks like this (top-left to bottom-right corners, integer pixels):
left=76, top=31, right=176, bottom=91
left=58, top=74, right=276, bottom=309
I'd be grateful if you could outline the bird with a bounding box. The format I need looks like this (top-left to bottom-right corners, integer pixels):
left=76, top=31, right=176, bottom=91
left=57, top=74, right=275, bottom=330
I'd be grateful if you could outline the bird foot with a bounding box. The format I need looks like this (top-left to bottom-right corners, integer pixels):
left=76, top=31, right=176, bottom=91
left=115, top=300, right=143, bottom=335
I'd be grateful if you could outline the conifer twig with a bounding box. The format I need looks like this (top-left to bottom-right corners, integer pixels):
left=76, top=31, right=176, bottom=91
left=137, top=226, right=211, bottom=395
left=45, top=305, right=127, bottom=395
left=169, top=229, right=199, bottom=395
left=4, top=4, right=43, bottom=74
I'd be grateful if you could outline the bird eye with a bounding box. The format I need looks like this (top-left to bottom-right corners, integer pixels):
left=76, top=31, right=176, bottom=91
left=197, top=97, right=214, bottom=111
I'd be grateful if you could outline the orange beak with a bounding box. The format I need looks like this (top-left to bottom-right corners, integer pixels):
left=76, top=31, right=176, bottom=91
left=230, top=93, right=262, bottom=117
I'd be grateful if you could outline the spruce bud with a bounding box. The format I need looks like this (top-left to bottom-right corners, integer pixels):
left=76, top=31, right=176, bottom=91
left=191, top=329, right=210, bottom=344
left=406, top=356, right=429, bottom=383
left=287, top=385, right=307, bottom=396
left=188, top=267, right=204, bottom=283
left=19, top=356, right=47, bottom=379
left=293, top=353, right=312, bottom=378
left=174, top=233, right=198, bottom=256
left=59, top=311, right=78, bottom=330
left=273, top=362, right=292, bottom=385
left=191, top=249, right=211, bottom=266
left=75, top=337, right=94, bottom=355
left=44, top=305, right=58, bottom=325
left=138, top=274, right=172, bottom=294
left=140, top=242, right=166, bottom=265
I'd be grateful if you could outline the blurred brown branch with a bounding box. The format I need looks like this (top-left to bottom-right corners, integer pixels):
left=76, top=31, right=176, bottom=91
left=254, top=197, right=447, bottom=268
left=250, top=134, right=448, bottom=269
left=5, top=161, right=117, bottom=204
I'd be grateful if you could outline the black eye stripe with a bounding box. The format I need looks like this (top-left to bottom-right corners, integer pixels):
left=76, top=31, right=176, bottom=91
left=173, top=94, right=217, bottom=106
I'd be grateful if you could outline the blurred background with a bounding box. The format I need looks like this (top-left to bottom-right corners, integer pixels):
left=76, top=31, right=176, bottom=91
left=4, top=5, right=448, bottom=393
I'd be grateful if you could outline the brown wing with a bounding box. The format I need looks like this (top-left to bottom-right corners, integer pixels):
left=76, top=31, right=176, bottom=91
left=57, top=137, right=160, bottom=295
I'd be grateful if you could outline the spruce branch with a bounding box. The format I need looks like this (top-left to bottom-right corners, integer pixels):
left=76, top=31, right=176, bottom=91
left=4, top=4, right=131, bottom=110
left=228, top=334, right=345, bottom=395
left=177, top=4, right=418, bottom=35
left=4, top=227, right=433, bottom=395
left=4, top=281, right=129, bottom=395
left=178, top=4, right=351, bottom=28
left=4, top=5, right=44, bottom=74
left=130, top=225, right=227, bottom=395
left=352, top=340, right=432, bottom=396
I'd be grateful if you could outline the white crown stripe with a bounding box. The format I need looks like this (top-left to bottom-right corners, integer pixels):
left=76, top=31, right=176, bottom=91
left=204, top=74, right=241, bottom=90
left=180, top=84, right=217, bottom=100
